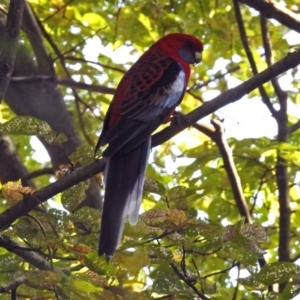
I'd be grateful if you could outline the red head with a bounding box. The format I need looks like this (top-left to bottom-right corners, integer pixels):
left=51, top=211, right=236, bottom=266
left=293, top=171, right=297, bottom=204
left=150, top=33, right=203, bottom=66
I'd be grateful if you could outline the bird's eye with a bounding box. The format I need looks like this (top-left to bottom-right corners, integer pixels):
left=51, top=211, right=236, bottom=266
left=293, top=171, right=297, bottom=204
left=185, top=40, right=194, bottom=48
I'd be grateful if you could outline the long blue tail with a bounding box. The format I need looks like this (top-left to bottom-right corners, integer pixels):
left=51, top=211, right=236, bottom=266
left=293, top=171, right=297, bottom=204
left=98, top=138, right=150, bottom=258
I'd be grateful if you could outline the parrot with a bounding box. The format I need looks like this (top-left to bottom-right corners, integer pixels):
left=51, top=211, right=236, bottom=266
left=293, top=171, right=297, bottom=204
left=95, top=33, right=203, bottom=258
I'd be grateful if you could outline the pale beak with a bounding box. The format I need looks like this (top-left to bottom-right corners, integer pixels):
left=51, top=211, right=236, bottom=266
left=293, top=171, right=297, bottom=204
left=194, top=51, right=202, bottom=64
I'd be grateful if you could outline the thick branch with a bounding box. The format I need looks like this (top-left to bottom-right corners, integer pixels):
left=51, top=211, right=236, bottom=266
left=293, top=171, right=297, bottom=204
left=0, top=159, right=106, bottom=230
left=276, top=157, right=290, bottom=261
left=152, top=49, right=300, bottom=147
left=260, top=15, right=290, bottom=288
left=239, top=0, right=300, bottom=33
left=0, top=0, right=25, bottom=103
left=276, top=92, right=290, bottom=267
left=260, top=15, right=290, bottom=269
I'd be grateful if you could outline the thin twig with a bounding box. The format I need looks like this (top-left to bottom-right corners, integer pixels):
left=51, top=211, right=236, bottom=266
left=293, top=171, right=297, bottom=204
left=63, top=56, right=126, bottom=73
left=56, top=26, right=107, bottom=61
left=21, top=167, right=55, bottom=182
left=193, top=120, right=252, bottom=223
left=289, top=119, right=300, bottom=134
left=232, top=263, right=240, bottom=300
left=232, top=0, right=278, bottom=118
left=203, top=262, right=238, bottom=279
left=170, top=263, right=210, bottom=300
left=42, top=0, right=74, bottom=23
left=0, top=275, right=26, bottom=293
left=10, top=75, right=116, bottom=94
left=189, top=65, right=240, bottom=91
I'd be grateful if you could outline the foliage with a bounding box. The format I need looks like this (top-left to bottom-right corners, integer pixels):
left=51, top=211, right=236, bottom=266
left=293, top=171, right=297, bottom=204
left=0, top=0, right=300, bottom=299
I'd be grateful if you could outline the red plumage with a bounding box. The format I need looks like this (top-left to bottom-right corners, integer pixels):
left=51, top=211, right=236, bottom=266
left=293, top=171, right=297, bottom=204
left=95, top=33, right=203, bottom=258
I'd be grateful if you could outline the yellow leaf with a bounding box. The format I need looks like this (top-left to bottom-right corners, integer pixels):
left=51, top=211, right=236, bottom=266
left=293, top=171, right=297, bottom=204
left=2, top=180, right=35, bottom=204
left=290, top=185, right=300, bottom=201
left=115, top=249, right=150, bottom=275
left=166, top=209, right=187, bottom=226
left=67, top=243, right=92, bottom=261
left=85, top=270, right=108, bottom=287
left=82, top=13, right=107, bottom=27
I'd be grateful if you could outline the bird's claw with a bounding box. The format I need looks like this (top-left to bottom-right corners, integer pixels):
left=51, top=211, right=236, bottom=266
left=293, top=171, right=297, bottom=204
left=171, top=114, right=190, bottom=128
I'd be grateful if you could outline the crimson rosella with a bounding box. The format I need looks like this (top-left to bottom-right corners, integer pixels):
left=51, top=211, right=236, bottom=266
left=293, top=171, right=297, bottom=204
left=95, top=33, right=203, bottom=258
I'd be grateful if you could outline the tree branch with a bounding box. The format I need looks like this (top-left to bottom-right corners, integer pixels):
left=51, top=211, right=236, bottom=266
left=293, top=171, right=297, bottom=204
left=0, top=135, right=34, bottom=186
left=170, top=263, right=209, bottom=300
left=10, top=76, right=116, bottom=94
left=0, top=0, right=25, bottom=103
left=63, top=56, right=126, bottom=74
left=193, top=120, right=252, bottom=223
left=238, top=0, right=300, bottom=33
left=57, top=78, right=115, bottom=94
left=0, top=235, right=67, bottom=279
left=260, top=15, right=288, bottom=104
left=189, top=65, right=240, bottom=92
left=21, top=167, right=54, bottom=182
left=276, top=83, right=290, bottom=264
left=0, top=158, right=106, bottom=230
left=22, top=2, right=53, bottom=75
left=260, top=13, right=290, bottom=265
left=193, top=121, right=268, bottom=270
left=260, top=14, right=290, bottom=289
left=0, top=275, right=26, bottom=293
left=16, top=4, right=102, bottom=210
left=152, top=49, right=300, bottom=147
left=288, top=119, right=300, bottom=134
left=232, top=0, right=278, bottom=118
left=1, top=49, right=300, bottom=235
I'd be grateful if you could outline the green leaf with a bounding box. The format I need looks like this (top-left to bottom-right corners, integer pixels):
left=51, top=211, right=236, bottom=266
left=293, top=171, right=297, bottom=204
left=61, top=182, right=87, bottom=211
left=25, top=270, right=62, bottom=289
left=151, top=263, right=189, bottom=294
left=69, top=273, right=103, bottom=293
left=255, top=262, right=299, bottom=285
left=144, top=177, right=166, bottom=195
left=82, top=13, right=107, bottom=27
left=168, top=185, right=194, bottom=201
left=0, top=116, right=56, bottom=137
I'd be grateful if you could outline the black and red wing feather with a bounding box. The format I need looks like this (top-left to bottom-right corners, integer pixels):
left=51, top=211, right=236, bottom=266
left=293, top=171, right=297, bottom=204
left=96, top=52, right=188, bottom=157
